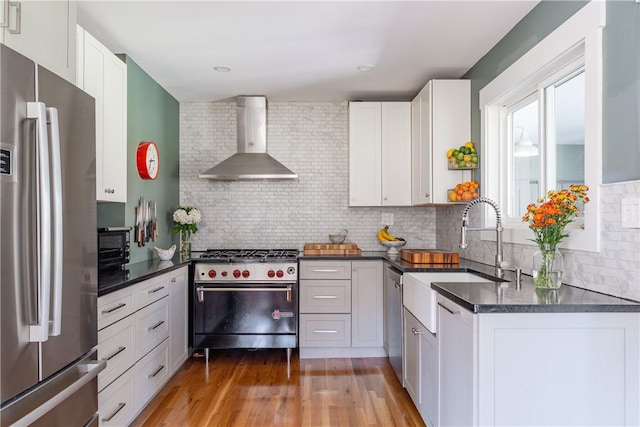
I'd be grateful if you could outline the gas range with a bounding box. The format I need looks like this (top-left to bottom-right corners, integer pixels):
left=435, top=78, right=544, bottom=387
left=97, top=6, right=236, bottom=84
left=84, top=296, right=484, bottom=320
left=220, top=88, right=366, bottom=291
left=194, top=248, right=299, bottom=283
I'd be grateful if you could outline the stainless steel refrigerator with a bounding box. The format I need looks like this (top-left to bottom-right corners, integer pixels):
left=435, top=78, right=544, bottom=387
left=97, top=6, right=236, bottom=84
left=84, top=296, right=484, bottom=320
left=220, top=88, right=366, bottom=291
left=1, top=44, right=104, bottom=426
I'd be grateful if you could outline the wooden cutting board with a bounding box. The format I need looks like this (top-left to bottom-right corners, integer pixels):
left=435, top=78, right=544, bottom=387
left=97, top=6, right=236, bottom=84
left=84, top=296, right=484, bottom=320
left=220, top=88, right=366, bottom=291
left=400, top=249, right=460, bottom=264
left=303, top=243, right=361, bottom=256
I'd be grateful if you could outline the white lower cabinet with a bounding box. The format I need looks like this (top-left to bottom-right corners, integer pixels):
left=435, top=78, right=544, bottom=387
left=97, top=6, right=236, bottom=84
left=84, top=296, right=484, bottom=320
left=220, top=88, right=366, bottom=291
left=437, top=294, right=640, bottom=427
left=97, top=265, right=189, bottom=426
left=169, top=268, right=189, bottom=374
left=299, top=260, right=384, bottom=358
left=97, top=315, right=134, bottom=392
left=98, top=367, right=135, bottom=427
left=134, top=339, right=170, bottom=410
left=403, top=308, right=438, bottom=427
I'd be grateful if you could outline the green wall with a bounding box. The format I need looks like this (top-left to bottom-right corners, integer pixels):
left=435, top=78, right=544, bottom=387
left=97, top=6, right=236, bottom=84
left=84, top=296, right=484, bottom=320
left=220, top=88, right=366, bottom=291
left=463, top=0, right=640, bottom=184
left=97, top=55, right=180, bottom=263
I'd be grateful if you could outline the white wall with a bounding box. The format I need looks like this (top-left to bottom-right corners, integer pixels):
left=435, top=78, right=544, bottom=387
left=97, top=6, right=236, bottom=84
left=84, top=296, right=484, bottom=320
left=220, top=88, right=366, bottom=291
left=436, top=181, right=640, bottom=301
left=179, top=101, right=436, bottom=251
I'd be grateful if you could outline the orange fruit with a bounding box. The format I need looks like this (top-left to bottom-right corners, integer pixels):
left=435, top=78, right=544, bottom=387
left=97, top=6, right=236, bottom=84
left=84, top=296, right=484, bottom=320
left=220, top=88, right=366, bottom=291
left=462, top=191, right=473, bottom=201
left=448, top=191, right=457, bottom=202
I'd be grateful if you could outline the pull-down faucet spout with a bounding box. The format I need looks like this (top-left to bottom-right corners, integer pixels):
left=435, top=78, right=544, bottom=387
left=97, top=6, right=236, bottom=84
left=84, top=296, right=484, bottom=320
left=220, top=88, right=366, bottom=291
left=459, top=197, right=507, bottom=278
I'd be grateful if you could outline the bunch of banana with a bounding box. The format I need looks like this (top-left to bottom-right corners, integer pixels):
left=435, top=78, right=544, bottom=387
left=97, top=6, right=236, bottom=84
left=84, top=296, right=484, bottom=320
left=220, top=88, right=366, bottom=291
left=377, top=226, right=405, bottom=242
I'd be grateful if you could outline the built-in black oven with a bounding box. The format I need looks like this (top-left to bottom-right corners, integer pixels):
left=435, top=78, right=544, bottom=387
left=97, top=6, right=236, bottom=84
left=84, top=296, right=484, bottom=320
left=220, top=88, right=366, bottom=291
left=97, top=227, right=131, bottom=271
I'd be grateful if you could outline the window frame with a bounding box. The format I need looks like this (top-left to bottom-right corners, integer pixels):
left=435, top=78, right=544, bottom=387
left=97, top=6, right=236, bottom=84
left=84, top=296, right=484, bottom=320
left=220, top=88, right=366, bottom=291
left=479, top=1, right=605, bottom=252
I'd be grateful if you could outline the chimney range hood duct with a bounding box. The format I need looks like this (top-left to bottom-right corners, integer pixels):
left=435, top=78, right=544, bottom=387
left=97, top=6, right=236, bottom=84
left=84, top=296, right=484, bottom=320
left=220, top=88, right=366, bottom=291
left=198, top=96, right=298, bottom=180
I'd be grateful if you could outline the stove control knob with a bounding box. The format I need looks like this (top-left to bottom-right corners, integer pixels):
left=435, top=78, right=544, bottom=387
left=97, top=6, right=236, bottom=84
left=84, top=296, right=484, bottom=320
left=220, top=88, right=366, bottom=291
left=208, top=270, right=216, bottom=278
left=287, top=267, right=296, bottom=275
left=233, top=269, right=241, bottom=278
left=242, top=270, right=250, bottom=278
left=276, top=270, right=284, bottom=278
left=221, top=271, right=228, bottom=277
left=267, top=270, right=275, bottom=278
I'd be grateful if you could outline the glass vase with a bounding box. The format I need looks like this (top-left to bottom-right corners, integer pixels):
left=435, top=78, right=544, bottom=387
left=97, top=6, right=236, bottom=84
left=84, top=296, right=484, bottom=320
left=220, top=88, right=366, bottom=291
left=180, top=230, right=191, bottom=260
left=532, top=244, right=563, bottom=289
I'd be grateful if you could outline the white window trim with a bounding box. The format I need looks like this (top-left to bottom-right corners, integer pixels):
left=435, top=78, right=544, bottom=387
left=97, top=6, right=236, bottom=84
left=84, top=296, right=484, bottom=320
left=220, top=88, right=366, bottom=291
left=479, top=0, right=604, bottom=253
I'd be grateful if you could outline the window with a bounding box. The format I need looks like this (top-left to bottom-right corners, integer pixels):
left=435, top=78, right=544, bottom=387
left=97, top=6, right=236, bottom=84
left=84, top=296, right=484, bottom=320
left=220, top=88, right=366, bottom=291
left=479, top=1, right=604, bottom=252
left=502, top=64, right=586, bottom=225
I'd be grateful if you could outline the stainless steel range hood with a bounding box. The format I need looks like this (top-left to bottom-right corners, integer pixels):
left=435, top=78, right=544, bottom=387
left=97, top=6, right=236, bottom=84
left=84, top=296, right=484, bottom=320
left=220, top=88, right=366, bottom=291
left=199, top=96, right=298, bottom=180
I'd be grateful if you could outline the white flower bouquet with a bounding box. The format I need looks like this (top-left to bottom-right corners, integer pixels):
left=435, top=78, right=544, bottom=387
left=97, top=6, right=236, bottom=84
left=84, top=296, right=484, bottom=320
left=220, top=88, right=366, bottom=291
left=172, top=206, right=201, bottom=236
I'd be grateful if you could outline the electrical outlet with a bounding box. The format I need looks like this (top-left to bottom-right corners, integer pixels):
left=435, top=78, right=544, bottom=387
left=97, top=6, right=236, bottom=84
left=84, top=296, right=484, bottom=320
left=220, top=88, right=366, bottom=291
left=381, top=213, right=394, bottom=226
left=621, top=198, right=640, bottom=229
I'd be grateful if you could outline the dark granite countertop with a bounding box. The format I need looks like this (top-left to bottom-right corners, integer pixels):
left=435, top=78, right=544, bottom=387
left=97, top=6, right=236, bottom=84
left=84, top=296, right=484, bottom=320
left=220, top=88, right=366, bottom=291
left=100, top=250, right=639, bottom=312
left=98, top=253, right=190, bottom=297
left=301, top=251, right=640, bottom=313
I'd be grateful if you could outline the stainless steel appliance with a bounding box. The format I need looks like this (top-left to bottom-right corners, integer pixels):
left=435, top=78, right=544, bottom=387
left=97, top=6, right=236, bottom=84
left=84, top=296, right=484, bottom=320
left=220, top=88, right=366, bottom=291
left=193, top=249, right=298, bottom=374
left=97, top=227, right=131, bottom=271
left=1, top=45, right=105, bottom=426
left=198, top=96, right=298, bottom=180
left=384, top=264, right=403, bottom=384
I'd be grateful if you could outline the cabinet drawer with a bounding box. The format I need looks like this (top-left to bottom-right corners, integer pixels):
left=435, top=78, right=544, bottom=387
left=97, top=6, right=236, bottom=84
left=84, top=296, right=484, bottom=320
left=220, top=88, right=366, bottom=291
left=299, top=314, right=351, bottom=347
left=97, top=315, right=135, bottom=392
left=134, top=275, right=170, bottom=310
left=135, top=338, right=169, bottom=410
left=300, top=261, right=352, bottom=280
left=135, top=297, right=169, bottom=360
left=98, top=366, right=135, bottom=427
left=300, top=280, right=351, bottom=313
left=98, top=288, right=134, bottom=330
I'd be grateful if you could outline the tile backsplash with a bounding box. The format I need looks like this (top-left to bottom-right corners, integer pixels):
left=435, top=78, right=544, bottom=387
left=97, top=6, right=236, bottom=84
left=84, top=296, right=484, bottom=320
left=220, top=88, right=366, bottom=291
left=180, top=101, right=639, bottom=302
left=179, top=101, right=436, bottom=252
left=436, top=181, right=640, bottom=301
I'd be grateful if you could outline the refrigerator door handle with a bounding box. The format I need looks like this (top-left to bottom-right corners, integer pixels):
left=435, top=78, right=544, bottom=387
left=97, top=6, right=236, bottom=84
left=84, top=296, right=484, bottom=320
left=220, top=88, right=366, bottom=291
left=26, top=101, right=52, bottom=343
left=7, top=358, right=106, bottom=427
left=46, top=107, right=63, bottom=336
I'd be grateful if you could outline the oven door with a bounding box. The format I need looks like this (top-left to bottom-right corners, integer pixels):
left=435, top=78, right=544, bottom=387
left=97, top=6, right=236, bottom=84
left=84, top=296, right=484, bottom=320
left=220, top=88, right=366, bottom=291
left=193, top=282, right=297, bottom=349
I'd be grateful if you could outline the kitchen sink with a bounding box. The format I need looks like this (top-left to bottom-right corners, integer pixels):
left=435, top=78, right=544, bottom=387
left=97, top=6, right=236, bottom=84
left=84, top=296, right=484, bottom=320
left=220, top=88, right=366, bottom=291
left=403, top=272, right=493, bottom=334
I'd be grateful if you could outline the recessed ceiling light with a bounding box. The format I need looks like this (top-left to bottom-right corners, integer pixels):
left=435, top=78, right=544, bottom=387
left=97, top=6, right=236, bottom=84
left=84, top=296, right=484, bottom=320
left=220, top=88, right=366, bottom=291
left=214, top=66, right=231, bottom=73
left=357, top=65, right=375, bottom=72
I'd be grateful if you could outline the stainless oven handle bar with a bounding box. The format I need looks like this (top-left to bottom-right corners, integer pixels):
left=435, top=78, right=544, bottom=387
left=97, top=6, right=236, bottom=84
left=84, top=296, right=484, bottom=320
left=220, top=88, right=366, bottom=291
left=196, top=285, right=293, bottom=303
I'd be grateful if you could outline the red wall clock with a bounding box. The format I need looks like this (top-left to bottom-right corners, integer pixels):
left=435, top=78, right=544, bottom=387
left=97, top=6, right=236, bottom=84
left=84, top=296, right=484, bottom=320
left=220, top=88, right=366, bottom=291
left=136, top=141, right=159, bottom=180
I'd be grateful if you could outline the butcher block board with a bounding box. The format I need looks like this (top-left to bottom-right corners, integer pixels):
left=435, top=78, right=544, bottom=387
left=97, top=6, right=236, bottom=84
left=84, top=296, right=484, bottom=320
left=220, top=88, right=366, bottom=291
left=400, top=249, right=460, bottom=264
left=304, top=243, right=362, bottom=256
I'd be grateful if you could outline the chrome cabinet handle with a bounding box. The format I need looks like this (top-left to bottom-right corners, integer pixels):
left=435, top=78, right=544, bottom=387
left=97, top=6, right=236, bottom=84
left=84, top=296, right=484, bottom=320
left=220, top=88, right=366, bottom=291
left=313, top=295, right=337, bottom=299
left=313, top=329, right=338, bottom=334
left=438, top=302, right=461, bottom=315
left=102, top=346, right=126, bottom=361
left=148, top=365, right=165, bottom=379
left=313, top=269, right=338, bottom=272
left=102, top=402, right=126, bottom=423
left=171, top=278, right=177, bottom=283
left=148, top=320, right=165, bottom=331
left=147, top=286, right=165, bottom=294
left=101, top=303, right=126, bottom=314
left=411, top=327, right=422, bottom=335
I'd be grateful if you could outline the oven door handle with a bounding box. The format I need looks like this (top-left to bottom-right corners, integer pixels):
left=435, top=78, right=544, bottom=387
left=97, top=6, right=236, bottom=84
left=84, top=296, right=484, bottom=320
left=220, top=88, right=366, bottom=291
left=196, top=285, right=293, bottom=303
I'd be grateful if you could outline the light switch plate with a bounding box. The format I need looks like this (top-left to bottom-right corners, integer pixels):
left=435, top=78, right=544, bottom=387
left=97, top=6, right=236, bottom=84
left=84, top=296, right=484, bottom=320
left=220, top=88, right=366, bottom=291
left=621, top=197, right=640, bottom=229
left=381, top=213, right=394, bottom=226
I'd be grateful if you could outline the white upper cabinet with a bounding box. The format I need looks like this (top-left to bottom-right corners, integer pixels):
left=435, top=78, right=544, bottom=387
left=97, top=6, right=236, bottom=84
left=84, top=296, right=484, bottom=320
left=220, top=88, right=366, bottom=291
left=77, top=26, right=127, bottom=203
left=349, top=102, right=411, bottom=207
left=411, top=80, right=471, bottom=205
left=1, top=0, right=76, bottom=83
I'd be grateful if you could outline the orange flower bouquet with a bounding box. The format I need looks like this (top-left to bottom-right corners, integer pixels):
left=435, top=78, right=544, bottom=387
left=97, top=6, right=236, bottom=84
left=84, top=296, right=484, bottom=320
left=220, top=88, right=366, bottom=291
left=522, top=185, right=589, bottom=289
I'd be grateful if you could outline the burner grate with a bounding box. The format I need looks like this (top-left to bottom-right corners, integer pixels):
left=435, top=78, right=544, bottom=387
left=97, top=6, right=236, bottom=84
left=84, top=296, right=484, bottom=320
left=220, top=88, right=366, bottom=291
left=199, top=248, right=298, bottom=261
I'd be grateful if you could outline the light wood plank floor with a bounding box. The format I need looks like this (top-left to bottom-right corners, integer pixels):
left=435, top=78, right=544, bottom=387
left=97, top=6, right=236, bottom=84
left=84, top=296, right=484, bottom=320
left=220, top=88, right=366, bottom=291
left=131, top=349, right=425, bottom=427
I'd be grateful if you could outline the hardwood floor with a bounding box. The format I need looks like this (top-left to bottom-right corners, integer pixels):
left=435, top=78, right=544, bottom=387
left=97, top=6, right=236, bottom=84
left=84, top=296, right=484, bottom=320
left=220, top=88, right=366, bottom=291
left=131, top=349, right=425, bottom=427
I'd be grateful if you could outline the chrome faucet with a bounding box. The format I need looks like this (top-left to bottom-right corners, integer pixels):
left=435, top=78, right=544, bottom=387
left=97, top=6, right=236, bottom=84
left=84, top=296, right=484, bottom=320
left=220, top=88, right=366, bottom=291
left=459, top=197, right=508, bottom=279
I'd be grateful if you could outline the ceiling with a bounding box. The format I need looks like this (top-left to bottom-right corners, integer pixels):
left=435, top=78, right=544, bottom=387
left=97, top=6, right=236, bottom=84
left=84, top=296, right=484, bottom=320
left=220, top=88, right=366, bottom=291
left=77, top=1, right=539, bottom=103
